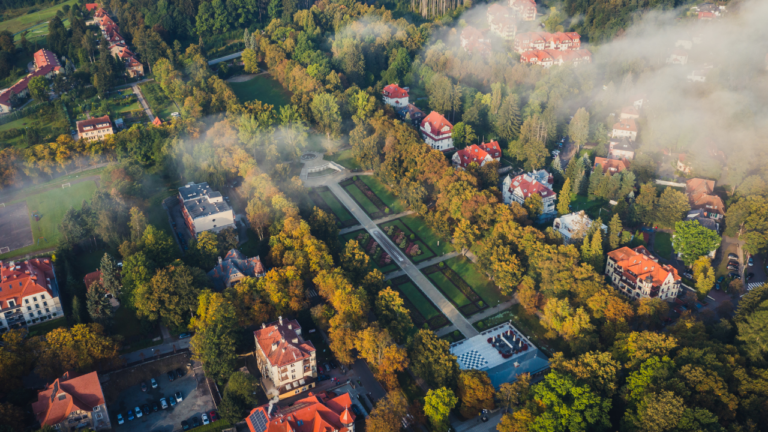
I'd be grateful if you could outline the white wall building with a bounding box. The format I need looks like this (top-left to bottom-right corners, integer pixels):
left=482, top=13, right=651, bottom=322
left=0, top=258, right=63, bottom=332
left=502, top=170, right=557, bottom=219
left=254, top=317, right=317, bottom=400
left=420, top=111, right=454, bottom=151
left=552, top=211, right=607, bottom=244
left=606, top=246, right=682, bottom=301
left=612, top=118, right=638, bottom=141
left=381, top=83, right=409, bottom=108
left=178, top=182, right=237, bottom=238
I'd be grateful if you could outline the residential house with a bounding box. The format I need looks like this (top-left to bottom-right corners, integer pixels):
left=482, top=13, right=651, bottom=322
left=85, top=3, right=100, bottom=11
left=420, top=111, right=454, bottom=151
left=83, top=270, right=120, bottom=309
left=675, top=39, right=693, bottom=50
left=152, top=117, right=162, bottom=126
left=32, top=372, right=111, bottom=430
left=667, top=50, right=689, bottom=65
left=698, top=11, right=715, bottom=19
left=594, top=157, right=628, bottom=175
left=245, top=391, right=357, bottom=432
left=502, top=170, right=557, bottom=219
left=631, top=95, right=647, bottom=111
left=612, top=118, right=637, bottom=141
left=687, top=66, right=711, bottom=83
left=178, top=182, right=237, bottom=238
left=509, top=0, right=537, bottom=21
left=608, top=139, right=635, bottom=160
left=0, top=49, right=61, bottom=112
left=520, top=49, right=591, bottom=67
left=452, top=144, right=493, bottom=169
left=553, top=211, right=607, bottom=244
left=77, top=115, right=114, bottom=141
left=514, top=31, right=581, bottom=53
left=677, top=154, right=692, bottom=174
left=0, top=258, right=63, bottom=332
left=254, top=317, right=317, bottom=400
left=685, top=178, right=725, bottom=219
left=207, top=249, right=266, bottom=290
left=514, top=32, right=546, bottom=53
left=479, top=140, right=502, bottom=159
left=397, top=103, right=425, bottom=127
left=620, top=106, right=639, bottom=120
left=489, top=14, right=518, bottom=40
left=382, top=83, right=409, bottom=108
left=605, top=246, right=682, bottom=300
left=110, top=43, right=144, bottom=77
left=460, top=26, right=491, bottom=55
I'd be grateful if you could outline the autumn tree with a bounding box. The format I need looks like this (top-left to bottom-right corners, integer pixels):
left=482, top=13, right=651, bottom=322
left=531, top=372, right=611, bottom=431
left=608, top=213, right=623, bottom=250
left=36, top=324, right=121, bottom=380
left=497, top=374, right=531, bottom=413
left=523, top=194, right=543, bottom=219
left=258, top=267, right=307, bottom=315
left=635, top=183, right=657, bottom=225
left=457, top=370, right=496, bottom=419
left=557, top=177, right=572, bottom=215
left=409, top=329, right=459, bottom=389
left=355, top=324, right=408, bottom=390
left=0, top=329, right=38, bottom=396
left=190, top=292, right=238, bottom=385
left=691, top=256, right=716, bottom=297
left=424, top=387, right=458, bottom=431
left=134, top=263, right=206, bottom=331
left=550, top=351, right=620, bottom=397
left=246, top=198, right=271, bottom=241
left=453, top=219, right=479, bottom=255
left=129, top=207, right=148, bottom=243
left=451, top=122, right=477, bottom=149
left=339, top=240, right=370, bottom=285
left=367, top=391, right=408, bottom=432
left=541, top=298, right=594, bottom=341
left=219, top=371, right=259, bottom=424
left=375, top=287, right=414, bottom=344
left=517, top=281, right=542, bottom=314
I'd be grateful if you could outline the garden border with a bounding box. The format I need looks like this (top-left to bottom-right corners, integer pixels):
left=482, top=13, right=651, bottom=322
left=389, top=275, right=450, bottom=331
left=423, top=264, right=488, bottom=317
left=378, top=219, right=439, bottom=264
left=344, top=229, right=399, bottom=273
left=308, top=186, right=358, bottom=228
left=339, top=177, right=392, bottom=219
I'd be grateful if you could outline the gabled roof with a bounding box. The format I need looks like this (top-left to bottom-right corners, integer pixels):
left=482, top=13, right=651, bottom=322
left=613, top=118, right=637, bottom=132
left=607, top=246, right=680, bottom=287
left=621, top=105, right=639, bottom=117
left=685, top=178, right=724, bottom=215
left=152, top=117, right=162, bottom=126
left=246, top=391, right=355, bottom=432
left=33, top=49, right=60, bottom=70
left=507, top=171, right=555, bottom=199
left=454, top=145, right=491, bottom=168
left=32, top=372, right=105, bottom=427
left=76, top=115, right=112, bottom=134
left=421, top=111, right=453, bottom=137
left=254, top=319, right=315, bottom=368
left=85, top=3, right=100, bottom=11
left=382, top=83, right=408, bottom=99
left=480, top=141, right=502, bottom=158
left=0, top=258, right=55, bottom=309
left=594, top=157, right=628, bottom=174
left=207, top=249, right=266, bottom=290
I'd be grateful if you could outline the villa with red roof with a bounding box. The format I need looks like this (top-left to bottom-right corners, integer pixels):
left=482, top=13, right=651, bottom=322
left=487, top=5, right=518, bottom=40
left=460, top=26, right=491, bottom=55
left=606, top=246, right=682, bottom=300
left=502, top=169, right=557, bottom=219
left=420, top=111, right=454, bottom=151
left=32, top=371, right=111, bottom=430
left=110, top=43, right=145, bottom=77
left=85, top=3, right=100, bottom=12
left=382, top=83, right=409, bottom=108
left=0, top=258, right=63, bottom=332
left=514, top=31, right=581, bottom=53
left=254, top=317, right=317, bottom=400
left=520, top=49, right=591, bottom=67
left=594, top=157, right=628, bottom=175
left=509, top=0, right=537, bottom=21
left=611, top=118, right=637, bottom=141
left=0, top=49, right=62, bottom=112
left=246, top=391, right=356, bottom=432
left=451, top=141, right=501, bottom=169
left=686, top=178, right=725, bottom=219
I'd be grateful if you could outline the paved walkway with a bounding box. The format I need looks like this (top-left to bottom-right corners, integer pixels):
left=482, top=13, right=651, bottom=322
left=208, top=51, right=243, bottom=65
left=114, top=77, right=154, bottom=90
left=132, top=84, right=154, bottom=121
left=435, top=298, right=518, bottom=337
left=338, top=210, right=416, bottom=234
left=121, top=338, right=191, bottom=364
left=385, top=251, right=461, bottom=279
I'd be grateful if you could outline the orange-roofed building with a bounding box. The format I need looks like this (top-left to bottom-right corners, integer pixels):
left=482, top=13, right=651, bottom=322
left=382, top=83, right=409, bottom=108
left=685, top=178, right=725, bottom=219
left=509, top=0, right=537, bottom=21
left=606, top=246, right=682, bottom=300
left=32, top=371, right=111, bottom=430
left=620, top=105, right=639, bottom=120
left=254, top=317, right=317, bottom=400
left=0, top=258, right=63, bottom=331
left=452, top=144, right=493, bottom=169
left=85, top=3, right=100, bottom=11
left=420, top=111, right=454, bottom=151
left=152, top=116, right=162, bottom=126
left=460, top=26, right=491, bottom=55
left=480, top=140, right=502, bottom=160
left=246, top=391, right=357, bottom=432
left=611, top=118, right=637, bottom=141
left=503, top=169, right=557, bottom=220
left=33, top=49, right=61, bottom=72
left=593, top=157, right=628, bottom=175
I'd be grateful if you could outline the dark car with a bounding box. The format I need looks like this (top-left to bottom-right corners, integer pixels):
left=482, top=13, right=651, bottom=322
left=682, top=271, right=693, bottom=279
left=153, top=403, right=159, bottom=412
left=728, top=260, right=740, bottom=266
left=729, top=272, right=741, bottom=279
left=209, top=411, right=220, bottom=422
left=167, top=370, right=176, bottom=381
left=317, top=375, right=331, bottom=382
left=141, top=381, right=147, bottom=392
left=178, top=332, right=193, bottom=339
left=727, top=264, right=739, bottom=271
left=176, top=367, right=186, bottom=377
left=191, top=417, right=201, bottom=427
left=746, top=273, right=755, bottom=281
left=142, top=404, right=150, bottom=416
left=181, top=420, right=190, bottom=430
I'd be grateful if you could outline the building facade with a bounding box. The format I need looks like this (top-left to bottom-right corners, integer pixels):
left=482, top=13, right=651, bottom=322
left=32, top=371, right=111, bottom=431
left=77, top=115, right=114, bottom=141
left=685, top=178, right=725, bottom=219
left=552, top=211, right=607, bottom=244
left=509, top=0, right=537, bottom=21
left=0, top=258, right=63, bottom=333
left=608, top=139, right=635, bottom=160
left=254, top=317, right=317, bottom=400
left=420, top=111, right=454, bottom=151
left=502, top=170, right=557, bottom=219
left=178, top=182, right=237, bottom=238
left=611, top=118, right=638, bottom=141
left=606, top=246, right=682, bottom=300
left=381, top=83, right=409, bottom=108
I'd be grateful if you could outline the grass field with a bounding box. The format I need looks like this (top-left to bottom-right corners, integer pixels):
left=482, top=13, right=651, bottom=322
left=0, top=180, right=97, bottom=259
left=379, top=219, right=437, bottom=263
left=399, top=215, right=453, bottom=255
left=0, top=0, right=78, bottom=35
left=344, top=183, right=380, bottom=215
left=140, top=82, right=178, bottom=121
left=446, top=256, right=509, bottom=305
left=398, top=281, right=442, bottom=319
left=229, top=74, right=291, bottom=107
left=358, top=176, right=406, bottom=213
left=427, top=272, right=472, bottom=306
left=570, top=195, right=611, bottom=220
left=325, top=149, right=361, bottom=170
left=654, top=232, right=674, bottom=259
left=318, top=190, right=354, bottom=222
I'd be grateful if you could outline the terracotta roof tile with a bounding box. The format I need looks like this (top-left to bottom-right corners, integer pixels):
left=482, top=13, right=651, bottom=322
left=32, top=371, right=105, bottom=427
left=254, top=319, right=315, bottom=368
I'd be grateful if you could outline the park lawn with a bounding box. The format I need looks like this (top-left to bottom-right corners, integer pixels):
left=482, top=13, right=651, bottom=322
left=399, top=215, right=452, bottom=255
left=344, top=183, right=380, bottom=215
left=569, top=195, right=611, bottom=220
left=427, top=271, right=472, bottom=307
left=0, top=180, right=97, bottom=259
left=318, top=189, right=354, bottom=222
left=340, top=230, right=399, bottom=273
left=27, top=317, right=68, bottom=337
left=0, top=115, right=29, bottom=132
left=445, top=256, right=509, bottom=305
left=109, top=101, right=142, bottom=114
left=398, top=281, right=442, bottom=320
left=359, top=176, right=406, bottom=213
left=325, top=148, right=361, bottom=170
left=0, top=0, right=78, bottom=35
left=379, top=219, right=437, bottom=263
left=229, top=74, right=291, bottom=107
left=654, top=232, right=674, bottom=259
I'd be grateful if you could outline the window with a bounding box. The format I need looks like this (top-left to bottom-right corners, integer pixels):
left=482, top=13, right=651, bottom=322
left=25, top=299, right=29, bottom=304
left=95, top=413, right=103, bottom=419
left=35, top=304, right=40, bottom=309
left=37, top=311, right=42, bottom=316
left=46, top=308, right=50, bottom=313
left=43, top=301, right=47, bottom=306
left=32, top=297, right=36, bottom=301
left=27, top=306, right=31, bottom=311
left=93, top=406, right=100, bottom=412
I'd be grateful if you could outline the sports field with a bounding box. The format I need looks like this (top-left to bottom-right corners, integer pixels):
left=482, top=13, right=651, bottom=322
left=358, top=176, right=406, bottom=213
left=0, top=0, right=78, bottom=36
left=229, top=74, right=291, bottom=107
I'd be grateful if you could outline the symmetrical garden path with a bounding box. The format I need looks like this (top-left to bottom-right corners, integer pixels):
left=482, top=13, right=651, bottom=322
left=338, top=210, right=416, bottom=234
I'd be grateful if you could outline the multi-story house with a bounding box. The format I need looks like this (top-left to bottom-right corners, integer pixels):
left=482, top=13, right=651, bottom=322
left=32, top=371, right=111, bottom=431
left=0, top=258, right=63, bottom=332
left=420, top=112, right=454, bottom=151
left=207, top=249, right=266, bottom=290
left=685, top=178, right=725, bottom=219
left=593, top=157, right=629, bottom=175
left=502, top=170, right=557, bottom=219
left=620, top=106, right=639, bottom=120
left=509, top=0, right=537, bottom=21
left=520, top=49, right=591, bottom=67
left=245, top=391, right=356, bottom=432
left=611, top=118, right=637, bottom=141
left=77, top=116, right=114, bottom=141
left=487, top=5, right=518, bottom=40
left=397, top=103, right=426, bottom=127
left=382, top=83, right=409, bottom=108
left=605, top=246, right=682, bottom=300
left=0, top=49, right=61, bottom=112
left=514, top=31, right=581, bottom=53
left=254, top=317, right=317, bottom=400
left=552, top=211, right=607, bottom=244
left=460, top=26, right=491, bottom=55
left=178, top=182, right=237, bottom=238
left=608, top=139, right=635, bottom=160
left=452, top=142, right=501, bottom=169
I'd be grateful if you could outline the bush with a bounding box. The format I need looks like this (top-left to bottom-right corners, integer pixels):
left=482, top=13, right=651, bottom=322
left=410, top=234, right=415, bottom=240
left=385, top=207, right=390, bottom=214
left=438, top=262, right=445, bottom=268
left=399, top=239, right=407, bottom=249
left=353, top=176, right=357, bottom=180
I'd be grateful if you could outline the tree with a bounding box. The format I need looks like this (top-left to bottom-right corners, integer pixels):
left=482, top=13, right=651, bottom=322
left=736, top=306, right=768, bottom=361
left=531, top=371, right=611, bottom=432
left=672, top=220, right=721, bottom=267
left=457, top=370, right=496, bottom=419
left=28, top=76, right=48, bottom=102
left=219, top=371, right=259, bottom=423
left=608, top=214, right=623, bottom=250
left=517, top=283, right=542, bottom=314
left=568, top=108, right=590, bottom=149
left=564, top=157, right=585, bottom=196
left=541, top=298, right=594, bottom=341
left=355, top=324, right=408, bottom=389
left=424, top=387, right=457, bottom=431
left=375, top=288, right=414, bottom=344
left=494, top=94, right=522, bottom=142
left=0, top=329, right=37, bottom=396
left=242, top=48, right=260, bottom=73
left=367, top=392, right=409, bottom=432
left=191, top=231, right=220, bottom=269
left=507, top=115, right=548, bottom=171
left=550, top=351, right=620, bottom=397
left=134, top=263, right=205, bottom=330
left=0, top=403, right=24, bottom=432
left=140, top=225, right=177, bottom=267
left=246, top=198, right=271, bottom=241
left=190, top=292, right=238, bottom=384
left=498, top=409, right=535, bottom=432
left=36, top=324, right=121, bottom=380
left=630, top=391, right=685, bottom=432
left=497, top=374, right=531, bottom=413
left=129, top=207, right=148, bottom=243
left=691, top=256, right=716, bottom=297
left=100, top=252, right=121, bottom=298
left=636, top=298, right=669, bottom=328
left=86, top=280, right=113, bottom=324
left=635, top=183, right=657, bottom=225
left=453, top=219, right=479, bottom=255
left=340, top=240, right=370, bottom=285
left=310, top=93, right=341, bottom=143
left=655, top=188, right=691, bottom=228
left=557, top=178, right=572, bottom=215
left=451, top=122, right=477, bottom=149
left=523, top=194, right=543, bottom=219
left=409, top=329, right=459, bottom=389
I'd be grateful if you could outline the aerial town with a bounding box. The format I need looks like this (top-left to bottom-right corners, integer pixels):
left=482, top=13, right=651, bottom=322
left=0, top=1, right=765, bottom=432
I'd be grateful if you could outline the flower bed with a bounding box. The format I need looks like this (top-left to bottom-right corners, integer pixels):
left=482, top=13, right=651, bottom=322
left=384, top=225, right=422, bottom=257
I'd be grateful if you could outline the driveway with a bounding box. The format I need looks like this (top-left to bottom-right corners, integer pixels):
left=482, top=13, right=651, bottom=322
left=109, top=365, right=214, bottom=432
left=132, top=84, right=155, bottom=121
left=163, top=197, right=194, bottom=252
left=121, top=338, right=192, bottom=364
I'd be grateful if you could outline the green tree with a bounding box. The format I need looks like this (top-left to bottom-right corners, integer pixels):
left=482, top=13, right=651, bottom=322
left=100, top=252, right=121, bottom=297
left=141, top=225, right=177, bottom=267
left=36, top=324, right=121, bottom=380
left=736, top=304, right=768, bottom=361
left=507, top=115, right=548, bottom=171
left=457, top=370, right=496, bottom=419
left=523, top=194, right=543, bottom=219
left=191, top=231, right=220, bottom=269
left=544, top=7, right=565, bottom=32
left=190, top=292, right=238, bottom=384
left=86, top=280, right=113, bottom=325
left=497, top=373, right=531, bottom=412
left=568, top=108, right=590, bottom=149
left=409, top=329, right=459, bottom=389
left=375, top=287, right=414, bottom=344
left=531, top=371, right=611, bottom=432
left=672, top=220, right=721, bottom=267
left=134, top=263, right=205, bottom=330
left=557, top=178, right=572, bottom=215
left=28, top=76, right=48, bottom=102
left=608, top=214, right=623, bottom=250
left=451, top=122, right=477, bottom=149
left=129, top=207, right=148, bottom=243
left=635, top=183, right=657, bottom=225
left=219, top=371, right=258, bottom=423
left=0, top=402, right=25, bottom=432
left=242, top=48, right=260, bottom=73
left=494, top=94, right=522, bottom=142
left=424, top=387, right=458, bottom=431
left=564, top=157, right=585, bottom=196
left=310, top=93, right=342, bottom=143
left=655, top=188, right=690, bottom=228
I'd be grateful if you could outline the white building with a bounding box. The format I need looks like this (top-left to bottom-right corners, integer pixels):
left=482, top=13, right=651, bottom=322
left=178, top=182, right=237, bottom=238
left=608, top=139, right=635, bottom=160
left=381, top=83, right=409, bottom=108
left=502, top=170, right=557, bottom=219
left=612, top=118, right=638, bottom=141
left=606, top=246, right=682, bottom=301
left=254, top=317, right=317, bottom=400
left=0, top=258, right=63, bottom=332
left=420, top=111, right=454, bottom=151
left=552, top=211, right=607, bottom=244
left=452, top=141, right=501, bottom=169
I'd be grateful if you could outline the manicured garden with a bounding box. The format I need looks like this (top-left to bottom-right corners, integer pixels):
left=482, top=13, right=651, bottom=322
left=423, top=260, right=489, bottom=318
left=140, top=82, right=178, bottom=121
left=446, top=256, right=509, bottom=305
left=389, top=275, right=450, bottom=331
left=228, top=74, right=291, bottom=107
left=399, top=214, right=453, bottom=256
left=357, top=175, right=407, bottom=213
left=340, top=229, right=399, bottom=273
left=439, top=329, right=465, bottom=344
left=379, top=219, right=437, bottom=263
left=308, top=186, right=357, bottom=228
left=340, top=176, right=397, bottom=219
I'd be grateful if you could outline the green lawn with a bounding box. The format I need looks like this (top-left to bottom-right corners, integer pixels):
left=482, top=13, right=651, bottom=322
left=140, top=82, right=178, bottom=121
left=379, top=219, right=437, bottom=263
left=0, top=0, right=78, bottom=35
left=318, top=190, right=354, bottom=222
left=399, top=215, right=453, bottom=255
left=445, top=256, right=509, bottom=305
left=427, top=272, right=472, bottom=306
left=27, top=317, right=68, bottom=337
left=0, top=180, right=97, bottom=259
left=228, top=74, right=291, bottom=107
left=325, top=149, right=361, bottom=170
left=397, top=281, right=442, bottom=320
left=654, top=232, right=674, bottom=259
left=344, top=183, right=380, bottom=215
left=569, top=195, right=611, bottom=220
left=358, top=176, right=406, bottom=213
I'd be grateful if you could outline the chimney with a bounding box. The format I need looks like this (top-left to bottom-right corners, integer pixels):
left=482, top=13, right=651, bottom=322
left=292, top=338, right=299, bottom=344
left=218, top=256, right=222, bottom=265
left=261, top=323, right=266, bottom=329
left=279, top=316, right=283, bottom=325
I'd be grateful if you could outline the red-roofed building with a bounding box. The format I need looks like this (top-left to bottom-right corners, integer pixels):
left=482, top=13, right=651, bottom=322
left=246, top=391, right=356, bottom=432
left=382, top=83, right=409, bottom=108
left=480, top=140, right=502, bottom=159
left=520, top=49, right=591, bottom=67
left=83, top=269, right=121, bottom=309
left=509, top=0, right=537, bottom=21
left=698, top=11, right=715, bottom=19
left=452, top=144, right=493, bottom=169
left=32, top=371, right=111, bottom=430
left=110, top=43, right=145, bottom=77
left=488, top=6, right=518, bottom=40
left=620, top=105, right=639, bottom=120
left=611, top=118, right=637, bottom=141
left=0, top=258, right=63, bottom=331
left=515, top=31, right=580, bottom=53
left=254, top=317, right=317, bottom=400
left=85, top=3, right=100, bottom=11
left=594, top=157, right=628, bottom=175
left=503, top=169, right=557, bottom=219
left=460, top=26, right=491, bottom=55
left=33, top=49, right=61, bottom=72
left=686, top=178, right=725, bottom=219
left=606, top=246, right=681, bottom=300
left=77, top=115, right=114, bottom=141
left=0, top=49, right=61, bottom=112
left=420, top=111, right=454, bottom=151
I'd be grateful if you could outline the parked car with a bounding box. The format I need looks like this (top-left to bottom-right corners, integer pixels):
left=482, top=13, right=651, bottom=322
left=160, top=398, right=168, bottom=409
left=181, top=420, right=190, bottom=431
left=317, top=375, right=331, bottom=382
left=683, top=271, right=693, bottom=279
left=191, top=417, right=201, bottom=427
left=729, top=272, right=741, bottom=279
left=127, top=410, right=135, bottom=421
left=178, top=332, right=193, bottom=339
left=748, top=256, right=754, bottom=266
left=135, top=407, right=143, bottom=418
left=329, top=361, right=338, bottom=369
left=176, top=367, right=186, bottom=377
left=324, top=363, right=331, bottom=372
left=202, top=413, right=210, bottom=425
left=727, top=263, right=739, bottom=271
left=151, top=378, right=158, bottom=389
left=209, top=411, right=220, bottom=422
left=175, top=391, right=183, bottom=403
left=141, top=381, right=147, bottom=392
left=746, top=273, right=755, bottom=281
left=167, top=370, right=176, bottom=381
left=717, top=276, right=725, bottom=284
left=152, top=403, right=159, bottom=412
left=317, top=366, right=324, bottom=374
left=142, top=404, right=150, bottom=416
left=117, top=414, right=125, bottom=425
left=728, top=253, right=738, bottom=260
left=170, top=396, right=177, bottom=407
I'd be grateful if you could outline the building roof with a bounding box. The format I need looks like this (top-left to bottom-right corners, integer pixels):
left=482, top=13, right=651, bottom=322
left=0, top=258, right=56, bottom=310
left=152, top=117, right=162, bottom=126
left=382, top=83, right=408, bottom=99
left=246, top=391, right=355, bottom=432
left=613, top=118, right=637, bottom=133
left=553, top=211, right=605, bottom=239
left=33, top=49, right=60, bottom=70
left=461, top=26, right=485, bottom=43
left=76, top=115, right=112, bottom=134
left=610, top=138, right=635, bottom=153
left=254, top=318, right=315, bottom=368
left=32, top=372, right=105, bottom=427
left=85, top=3, right=100, bottom=11
left=594, top=157, right=628, bottom=174
left=179, top=182, right=233, bottom=219
left=397, top=103, right=425, bottom=119
left=621, top=105, right=639, bottom=117
left=686, top=210, right=719, bottom=231
left=207, top=249, right=266, bottom=290
left=454, top=145, right=491, bottom=168
left=421, top=111, right=453, bottom=137
left=685, top=178, right=724, bottom=215
left=480, top=141, right=502, bottom=158
left=607, top=246, right=680, bottom=287
left=507, top=171, right=555, bottom=199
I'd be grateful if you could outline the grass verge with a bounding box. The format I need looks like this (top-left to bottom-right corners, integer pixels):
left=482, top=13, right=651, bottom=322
left=228, top=74, right=291, bottom=107
left=358, top=176, right=406, bottom=213
left=654, top=232, right=674, bottom=260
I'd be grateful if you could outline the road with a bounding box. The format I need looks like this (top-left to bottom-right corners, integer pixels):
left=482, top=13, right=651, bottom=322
left=122, top=338, right=191, bottom=364
left=132, top=84, right=155, bottom=121
left=208, top=51, right=243, bottom=65
left=114, top=78, right=154, bottom=90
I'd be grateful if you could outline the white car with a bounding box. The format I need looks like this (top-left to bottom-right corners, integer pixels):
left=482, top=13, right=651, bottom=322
left=117, top=414, right=124, bottom=425
left=175, top=391, right=183, bottom=403
left=151, top=378, right=158, bottom=389
left=202, top=413, right=210, bottom=425
left=134, top=407, right=142, bottom=418
left=160, top=398, right=168, bottom=409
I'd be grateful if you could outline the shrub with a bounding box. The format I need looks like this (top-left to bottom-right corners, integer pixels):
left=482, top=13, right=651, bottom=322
left=410, top=234, right=415, bottom=240
left=399, top=239, right=407, bottom=249
left=385, top=208, right=390, bottom=214
left=353, top=176, right=357, bottom=180
left=438, top=262, right=445, bottom=268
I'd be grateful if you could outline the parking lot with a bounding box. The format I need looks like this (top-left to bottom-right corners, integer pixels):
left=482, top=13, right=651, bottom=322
left=108, top=363, right=215, bottom=432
